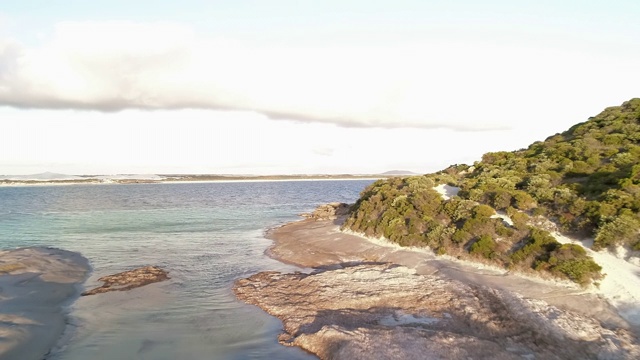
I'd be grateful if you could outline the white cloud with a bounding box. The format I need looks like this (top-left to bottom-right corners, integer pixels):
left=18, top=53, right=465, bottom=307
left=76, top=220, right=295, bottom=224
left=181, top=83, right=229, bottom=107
left=1, top=106, right=539, bottom=175
left=2, top=21, right=637, bottom=132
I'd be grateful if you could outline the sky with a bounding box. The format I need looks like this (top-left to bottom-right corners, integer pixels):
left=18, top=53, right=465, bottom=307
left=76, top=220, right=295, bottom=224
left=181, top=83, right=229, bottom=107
left=1, top=0, right=638, bottom=175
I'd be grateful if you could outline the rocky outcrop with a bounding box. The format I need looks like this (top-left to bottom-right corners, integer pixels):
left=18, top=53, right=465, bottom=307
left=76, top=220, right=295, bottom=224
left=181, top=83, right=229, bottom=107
left=234, top=263, right=639, bottom=360
left=82, top=266, right=169, bottom=296
left=0, top=247, right=90, bottom=360
left=300, top=202, right=351, bottom=221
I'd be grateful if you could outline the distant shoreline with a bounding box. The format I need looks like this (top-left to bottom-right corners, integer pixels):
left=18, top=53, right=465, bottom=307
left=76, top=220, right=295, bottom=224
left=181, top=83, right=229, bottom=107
left=0, top=174, right=388, bottom=187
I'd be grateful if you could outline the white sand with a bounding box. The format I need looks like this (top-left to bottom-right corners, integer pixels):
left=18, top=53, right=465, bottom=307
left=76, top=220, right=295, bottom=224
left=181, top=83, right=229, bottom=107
left=0, top=247, right=89, bottom=360
left=552, top=232, right=640, bottom=327
left=433, top=184, right=460, bottom=200
left=491, top=211, right=514, bottom=226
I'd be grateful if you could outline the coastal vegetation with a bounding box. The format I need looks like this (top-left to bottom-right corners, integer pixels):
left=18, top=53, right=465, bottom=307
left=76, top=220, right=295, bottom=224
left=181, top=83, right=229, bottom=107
left=343, top=98, right=640, bottom=285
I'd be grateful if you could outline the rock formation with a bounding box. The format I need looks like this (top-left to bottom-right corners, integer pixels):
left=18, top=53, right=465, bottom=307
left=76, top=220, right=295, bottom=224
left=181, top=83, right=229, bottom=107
left=0, top=247, right=90, bottom=360
left=300, top=202, right=351, bottom=221
left=82, top=266, right=169, bottom=296
left=234, top=263, right=639, bottom=360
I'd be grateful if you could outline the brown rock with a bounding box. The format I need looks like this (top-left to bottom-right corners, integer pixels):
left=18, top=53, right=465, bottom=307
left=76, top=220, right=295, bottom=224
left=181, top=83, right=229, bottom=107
left=234, top=263, right=640, bottom=360
left=300, top=202, right=351, bottom=221
left=82, top=266, right=169, bottom=296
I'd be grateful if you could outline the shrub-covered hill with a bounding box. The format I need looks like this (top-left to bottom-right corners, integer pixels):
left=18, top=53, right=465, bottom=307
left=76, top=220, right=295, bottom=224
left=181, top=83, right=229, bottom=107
left=343, top=98, right=640, bottom=285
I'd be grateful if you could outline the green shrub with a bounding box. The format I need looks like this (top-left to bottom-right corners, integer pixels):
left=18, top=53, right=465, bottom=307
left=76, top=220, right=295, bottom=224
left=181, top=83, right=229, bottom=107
left=473, top=204, right=495, bottom=219
left=452, top=229, right=472, bottom=244
left=470, top=235, right=496, bottom=259
left=506, top=207, right=530, bottom=229
left=594, top=214, right=640, bottom=249
left=552, top=258, right=602, bottom=285
left=531, top=207, right=547, bottom=217
left=462, top=217, right=497, bottom=237
left=512, top=191, right=536, bottom=210
left=491, top=190, right=513, bottom=210
left=495, top=223, right=514, bottom=237
left=511, top=228, right=559, bottom=263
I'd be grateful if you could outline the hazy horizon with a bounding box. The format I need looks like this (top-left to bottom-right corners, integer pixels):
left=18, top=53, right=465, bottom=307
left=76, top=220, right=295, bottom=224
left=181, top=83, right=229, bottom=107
left=0, top=170, right=419, bottom=178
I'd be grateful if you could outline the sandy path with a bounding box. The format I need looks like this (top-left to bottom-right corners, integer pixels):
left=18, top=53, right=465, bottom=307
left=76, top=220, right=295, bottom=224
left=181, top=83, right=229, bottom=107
left=0, top=247, right=89, bottom=360
left=266, top=218, right=633, bottom=333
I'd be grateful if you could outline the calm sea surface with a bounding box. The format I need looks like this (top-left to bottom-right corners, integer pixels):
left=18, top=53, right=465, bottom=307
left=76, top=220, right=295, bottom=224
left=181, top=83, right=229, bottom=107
left=0, top=180, right=375, bottom=359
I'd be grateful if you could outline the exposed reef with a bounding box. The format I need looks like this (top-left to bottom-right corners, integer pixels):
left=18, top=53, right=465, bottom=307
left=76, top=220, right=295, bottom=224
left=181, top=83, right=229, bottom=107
left=82, top=265, right=169, bottom=296
left=0, top=247, right=89, bottom=360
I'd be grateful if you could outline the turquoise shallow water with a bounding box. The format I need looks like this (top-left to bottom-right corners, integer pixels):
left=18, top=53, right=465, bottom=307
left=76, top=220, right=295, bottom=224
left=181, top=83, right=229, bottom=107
left=0, top=180, right=375, bottom=359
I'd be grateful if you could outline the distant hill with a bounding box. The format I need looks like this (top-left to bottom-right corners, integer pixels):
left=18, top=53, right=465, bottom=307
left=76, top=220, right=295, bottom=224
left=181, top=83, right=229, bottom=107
left=343, top=98, right=640, bottom=285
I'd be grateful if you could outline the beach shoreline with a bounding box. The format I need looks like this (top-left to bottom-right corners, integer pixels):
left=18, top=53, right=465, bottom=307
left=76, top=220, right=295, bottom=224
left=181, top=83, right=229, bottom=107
left=0, top=247, right=89, bottom=360
left=237, top=216, right=640, bottom=359
left=264, top=218, right=630, bottom=329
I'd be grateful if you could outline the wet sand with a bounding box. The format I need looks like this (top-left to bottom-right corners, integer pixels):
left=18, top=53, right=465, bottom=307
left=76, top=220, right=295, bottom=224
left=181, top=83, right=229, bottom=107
left=0, top=247, right=89, bottom=360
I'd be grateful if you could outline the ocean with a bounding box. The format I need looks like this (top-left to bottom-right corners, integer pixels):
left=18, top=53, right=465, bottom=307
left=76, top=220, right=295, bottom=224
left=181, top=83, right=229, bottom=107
left=0, top=180, right=375, bottom=359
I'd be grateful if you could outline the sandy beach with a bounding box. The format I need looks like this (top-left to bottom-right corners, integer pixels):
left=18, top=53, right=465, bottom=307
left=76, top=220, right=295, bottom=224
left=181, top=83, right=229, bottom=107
left=234, top=217, right=640, bottom=359
left=0, top=247, right=89, bottom=360
left=267, top=218, right=630, bottom=329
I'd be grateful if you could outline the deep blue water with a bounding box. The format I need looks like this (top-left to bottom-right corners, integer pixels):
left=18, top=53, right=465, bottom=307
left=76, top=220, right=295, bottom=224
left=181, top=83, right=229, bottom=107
left=0, top=180, right=375, bottom=359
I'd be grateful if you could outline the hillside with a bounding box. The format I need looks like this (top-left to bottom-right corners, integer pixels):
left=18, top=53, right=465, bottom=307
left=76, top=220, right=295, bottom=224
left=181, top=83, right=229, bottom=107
left=343, top=98, right=640, bottom=285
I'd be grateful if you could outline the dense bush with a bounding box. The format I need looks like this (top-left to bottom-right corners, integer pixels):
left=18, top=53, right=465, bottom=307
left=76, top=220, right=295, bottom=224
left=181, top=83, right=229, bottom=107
left=594, top=214, right=640, bottom=250
left=510, top=228, right=559, bottom=264
left=470, top=234, right=496, bottom=259
left=526, top=243, right=601, bottom=284
left=463, top=98, right=640, bottom=245
left=342, top=99, right=640, bottom=285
